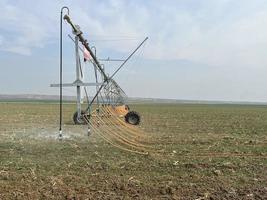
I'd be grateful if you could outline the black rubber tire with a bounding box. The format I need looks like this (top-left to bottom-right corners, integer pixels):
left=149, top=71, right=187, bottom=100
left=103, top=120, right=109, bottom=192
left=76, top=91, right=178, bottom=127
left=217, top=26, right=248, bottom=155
left=73, top=110, right=86, bottom=125
left=125, top=111, right=141, bottom=125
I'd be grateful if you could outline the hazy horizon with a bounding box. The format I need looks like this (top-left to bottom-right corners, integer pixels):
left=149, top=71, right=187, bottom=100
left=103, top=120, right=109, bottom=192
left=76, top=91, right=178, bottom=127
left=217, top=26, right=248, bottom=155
left=2, top=93, right=267, bottom=104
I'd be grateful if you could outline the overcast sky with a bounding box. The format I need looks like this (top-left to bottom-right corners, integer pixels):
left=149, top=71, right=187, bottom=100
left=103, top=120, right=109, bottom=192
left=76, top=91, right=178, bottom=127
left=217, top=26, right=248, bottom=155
left=1, top=0, right=267, bottom=102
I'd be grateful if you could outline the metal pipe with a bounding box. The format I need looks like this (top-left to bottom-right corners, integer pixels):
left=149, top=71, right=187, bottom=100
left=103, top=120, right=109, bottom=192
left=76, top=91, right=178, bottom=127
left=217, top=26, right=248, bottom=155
left=59, top=6, right=69, bottom=138
left=63, top=14, right=108, bottom=81
left=91, top=46, right=100, bottom=108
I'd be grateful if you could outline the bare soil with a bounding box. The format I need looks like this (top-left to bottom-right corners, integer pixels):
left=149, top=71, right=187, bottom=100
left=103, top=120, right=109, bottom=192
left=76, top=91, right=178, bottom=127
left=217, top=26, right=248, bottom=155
left=0, top=103, right=266, bottom=199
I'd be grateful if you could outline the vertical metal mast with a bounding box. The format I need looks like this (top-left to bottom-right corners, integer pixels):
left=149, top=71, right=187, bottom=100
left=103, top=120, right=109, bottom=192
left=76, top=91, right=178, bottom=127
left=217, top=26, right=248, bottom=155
left=75, top=35, right=82, bottom=120
left=59, top=6, right=69, bottom=139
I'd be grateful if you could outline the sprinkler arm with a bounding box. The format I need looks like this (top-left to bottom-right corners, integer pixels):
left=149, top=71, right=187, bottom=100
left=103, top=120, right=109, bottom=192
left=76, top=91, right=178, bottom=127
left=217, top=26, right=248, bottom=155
left=63, top=14, right=108, bottom=81
left=63, top=14, right=148, bottom=109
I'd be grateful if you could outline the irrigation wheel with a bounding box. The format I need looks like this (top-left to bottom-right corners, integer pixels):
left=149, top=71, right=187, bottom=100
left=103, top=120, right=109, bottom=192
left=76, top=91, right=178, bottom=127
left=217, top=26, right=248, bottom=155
left=125, top=111, right=141, bottom=125
left=73, top=110, right=86, bottom=125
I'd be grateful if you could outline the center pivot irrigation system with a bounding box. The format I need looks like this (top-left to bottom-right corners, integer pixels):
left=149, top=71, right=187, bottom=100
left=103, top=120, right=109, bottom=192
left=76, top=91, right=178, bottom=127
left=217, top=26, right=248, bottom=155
left=52, top=7, right=153, bottom=154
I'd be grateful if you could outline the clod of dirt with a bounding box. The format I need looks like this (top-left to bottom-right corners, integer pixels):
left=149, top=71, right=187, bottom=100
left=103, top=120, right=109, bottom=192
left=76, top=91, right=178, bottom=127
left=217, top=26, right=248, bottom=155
left=173, top=161, right=179, bottom=166
left=213, top=169, right=222, bottom=176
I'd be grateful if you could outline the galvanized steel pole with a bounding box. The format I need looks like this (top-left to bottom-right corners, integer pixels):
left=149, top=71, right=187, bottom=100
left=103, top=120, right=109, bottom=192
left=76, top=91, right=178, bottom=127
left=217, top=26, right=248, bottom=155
left=59, top=6, right=69, bottom=138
